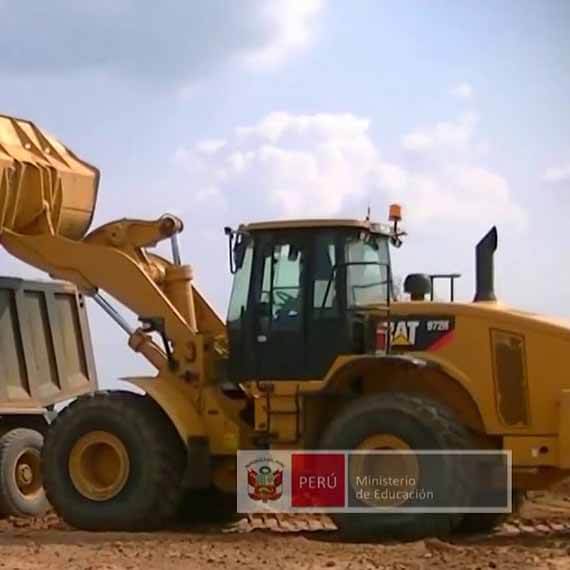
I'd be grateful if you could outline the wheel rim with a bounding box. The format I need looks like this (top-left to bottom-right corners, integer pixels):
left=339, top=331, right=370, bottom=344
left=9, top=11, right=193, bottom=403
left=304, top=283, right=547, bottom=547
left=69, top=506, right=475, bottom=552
left=350, top=434, right=420, bottom=507
left=69, top=431, right=130, bottom=501
left=14, top=448, right=42, bottom=498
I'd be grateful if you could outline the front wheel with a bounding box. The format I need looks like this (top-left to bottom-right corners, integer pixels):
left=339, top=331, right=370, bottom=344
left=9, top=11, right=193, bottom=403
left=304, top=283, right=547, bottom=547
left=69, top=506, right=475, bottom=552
left=320, top=392, right=474, bottom=540
left=42, top=391, right=185, bottom=531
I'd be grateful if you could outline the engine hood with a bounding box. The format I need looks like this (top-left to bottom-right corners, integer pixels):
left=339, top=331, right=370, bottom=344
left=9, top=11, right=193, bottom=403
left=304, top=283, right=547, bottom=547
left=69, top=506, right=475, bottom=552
left=390, top=300, right=570, bottom=340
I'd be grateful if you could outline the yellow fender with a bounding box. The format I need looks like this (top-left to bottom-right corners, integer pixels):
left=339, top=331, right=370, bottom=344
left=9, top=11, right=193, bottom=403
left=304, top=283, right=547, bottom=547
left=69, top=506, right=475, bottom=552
left=323, top=352, right=486, bottom=432
left=124, top=376, right=206, bottom=443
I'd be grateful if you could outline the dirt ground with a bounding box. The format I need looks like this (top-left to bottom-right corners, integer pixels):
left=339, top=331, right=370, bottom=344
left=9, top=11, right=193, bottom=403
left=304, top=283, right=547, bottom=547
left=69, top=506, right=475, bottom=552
left=3, top=488, right=570, bottom=570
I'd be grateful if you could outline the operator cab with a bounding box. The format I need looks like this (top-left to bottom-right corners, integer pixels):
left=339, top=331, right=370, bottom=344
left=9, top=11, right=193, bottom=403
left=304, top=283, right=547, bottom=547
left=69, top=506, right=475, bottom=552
left=225, top=218, right=397, bottom=382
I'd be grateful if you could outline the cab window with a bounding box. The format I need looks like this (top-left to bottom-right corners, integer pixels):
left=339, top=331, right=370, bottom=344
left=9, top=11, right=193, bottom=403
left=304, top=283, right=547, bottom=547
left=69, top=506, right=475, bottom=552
left=313, top=233, right=337, bottom=314
left=345, top=234, right=390, bottom=307
left=259, top=242, right=303, bottom=329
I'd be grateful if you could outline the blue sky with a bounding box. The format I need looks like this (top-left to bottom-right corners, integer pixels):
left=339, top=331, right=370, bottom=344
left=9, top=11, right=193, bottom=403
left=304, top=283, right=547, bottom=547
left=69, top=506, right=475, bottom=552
left=1, top=1, right=569, bottom=385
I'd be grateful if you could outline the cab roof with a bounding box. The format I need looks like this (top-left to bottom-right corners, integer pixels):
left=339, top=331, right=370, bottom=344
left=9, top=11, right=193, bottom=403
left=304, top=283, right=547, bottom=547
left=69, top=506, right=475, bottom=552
left=240, top=218, right=392, bottom=235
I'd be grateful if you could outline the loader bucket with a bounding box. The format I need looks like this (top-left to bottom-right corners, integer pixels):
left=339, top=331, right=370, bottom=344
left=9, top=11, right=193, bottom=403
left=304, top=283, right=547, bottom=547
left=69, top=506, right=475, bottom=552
left=0, top=114, right=99, bottom=241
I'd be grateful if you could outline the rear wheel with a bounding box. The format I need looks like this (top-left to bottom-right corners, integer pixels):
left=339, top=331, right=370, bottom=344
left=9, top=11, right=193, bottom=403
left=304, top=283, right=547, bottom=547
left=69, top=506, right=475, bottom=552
left=320, top=392, right=474, bottom=540
left=42, top=391, right=185, bottom=531
left=0, top=428, right=49, bottom=517
left=456, top=490, right=525, bottom=533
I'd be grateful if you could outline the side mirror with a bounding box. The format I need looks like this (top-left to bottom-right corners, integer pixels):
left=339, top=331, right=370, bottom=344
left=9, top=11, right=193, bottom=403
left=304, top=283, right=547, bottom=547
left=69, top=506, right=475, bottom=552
left=234, top=238, right=247, bottom=270
left=225, top=227, right=250, bottom=274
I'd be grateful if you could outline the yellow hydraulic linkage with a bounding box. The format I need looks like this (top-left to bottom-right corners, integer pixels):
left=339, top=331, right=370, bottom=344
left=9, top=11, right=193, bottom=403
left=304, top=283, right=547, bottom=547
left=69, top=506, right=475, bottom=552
left=0, top=113, right=242, bottom=456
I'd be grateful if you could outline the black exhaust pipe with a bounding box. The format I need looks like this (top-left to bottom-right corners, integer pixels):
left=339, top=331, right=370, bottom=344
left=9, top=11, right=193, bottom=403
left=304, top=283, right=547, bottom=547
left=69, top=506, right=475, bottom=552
left=474, top=226, right=497, bottom=302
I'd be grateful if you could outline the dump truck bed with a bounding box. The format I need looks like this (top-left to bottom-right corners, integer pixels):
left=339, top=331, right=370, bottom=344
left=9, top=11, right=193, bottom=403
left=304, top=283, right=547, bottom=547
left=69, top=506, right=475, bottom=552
left=0, top=276, right=97, bottom=412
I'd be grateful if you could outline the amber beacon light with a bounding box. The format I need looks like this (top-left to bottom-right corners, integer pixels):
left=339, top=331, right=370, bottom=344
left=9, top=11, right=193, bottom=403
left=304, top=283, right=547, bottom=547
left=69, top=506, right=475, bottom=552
left=389, top=203, right=402, bottom=222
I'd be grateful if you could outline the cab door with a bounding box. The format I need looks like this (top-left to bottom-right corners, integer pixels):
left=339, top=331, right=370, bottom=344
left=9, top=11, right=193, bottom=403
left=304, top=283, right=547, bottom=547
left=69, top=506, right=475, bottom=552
left=227, top=238, right=256, bottom=382
left=252, top=233, right=308, bottom=380
left=305, top=231, right=350, bottom=378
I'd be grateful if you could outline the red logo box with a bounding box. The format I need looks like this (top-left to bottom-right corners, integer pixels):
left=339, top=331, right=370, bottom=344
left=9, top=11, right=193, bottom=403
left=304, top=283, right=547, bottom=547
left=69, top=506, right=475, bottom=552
left=291, top=453, right=345, bottom=507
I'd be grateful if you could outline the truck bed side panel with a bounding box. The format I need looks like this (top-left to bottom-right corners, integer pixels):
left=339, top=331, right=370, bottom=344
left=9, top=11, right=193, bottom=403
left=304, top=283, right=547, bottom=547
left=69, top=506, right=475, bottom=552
left=0, top=277, right=97, bottom=411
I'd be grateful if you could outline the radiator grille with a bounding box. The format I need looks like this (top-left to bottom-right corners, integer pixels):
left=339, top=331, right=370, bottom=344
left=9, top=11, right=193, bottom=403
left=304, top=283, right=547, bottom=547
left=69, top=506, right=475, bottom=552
left=491, top=330, right=529, bottom=427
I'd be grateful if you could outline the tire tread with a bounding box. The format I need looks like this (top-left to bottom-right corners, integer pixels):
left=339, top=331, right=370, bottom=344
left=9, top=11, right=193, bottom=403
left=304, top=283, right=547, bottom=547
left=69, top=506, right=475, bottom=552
left=0, top=427, right=48, bottom=517
left=320, top=392, right=474, bottom=539
left=42, top=391, right=184, bottom=531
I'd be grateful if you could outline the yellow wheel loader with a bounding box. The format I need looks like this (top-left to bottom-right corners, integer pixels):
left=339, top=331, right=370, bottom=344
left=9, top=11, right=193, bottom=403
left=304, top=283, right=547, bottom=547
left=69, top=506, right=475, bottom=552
left=1, top=114, right=569, bottom=538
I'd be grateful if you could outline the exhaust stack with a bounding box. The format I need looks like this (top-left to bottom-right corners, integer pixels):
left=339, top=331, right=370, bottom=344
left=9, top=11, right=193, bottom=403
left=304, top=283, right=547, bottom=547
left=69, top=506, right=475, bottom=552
left=474, top=226, right=498, bottom=302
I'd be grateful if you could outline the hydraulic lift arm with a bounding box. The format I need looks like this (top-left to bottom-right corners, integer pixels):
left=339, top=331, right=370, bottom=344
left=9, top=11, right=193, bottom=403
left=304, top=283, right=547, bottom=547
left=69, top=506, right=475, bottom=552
left=0, top=114, right=214, bottom=379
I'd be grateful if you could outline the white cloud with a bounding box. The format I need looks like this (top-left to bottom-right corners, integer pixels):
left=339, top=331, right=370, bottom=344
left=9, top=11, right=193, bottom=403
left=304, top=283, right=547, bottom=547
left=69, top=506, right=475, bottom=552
left=544, top=163, right=570, bottom=184
left=174, top=111, right=526, bottom=232
left=236, top=111, right=370, bottom=143
left=195, top=139, right=227, bottom=155
left=374, top=162, right=525, bottom=229
left=177, top=112, right=376, bottom=218
left=400, top=132, right=433, bottom=152
left=242, top=0, right=324, bottom=69
left=401, top=112, right=478, bottom=154
left=450, top=82, right=474, bottom=99
left=389, top=111, right=525, bottom=228
left=0, top=0, right=325, bottom=82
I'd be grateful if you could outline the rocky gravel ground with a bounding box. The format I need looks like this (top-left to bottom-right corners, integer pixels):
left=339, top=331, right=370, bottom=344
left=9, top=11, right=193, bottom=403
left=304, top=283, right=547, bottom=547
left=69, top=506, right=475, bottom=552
left=2, top=489, right=570, bottom=569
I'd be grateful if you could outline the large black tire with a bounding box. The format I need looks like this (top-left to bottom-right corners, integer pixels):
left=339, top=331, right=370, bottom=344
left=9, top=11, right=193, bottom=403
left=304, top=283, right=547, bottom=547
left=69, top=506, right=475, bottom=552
left=42, top=391, right=185, bottom=531
left=0, top=428, right=49, bottom=517
left=456, top=490, right=525, bottom=534
left=320, top=392, right=474, bottom=540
